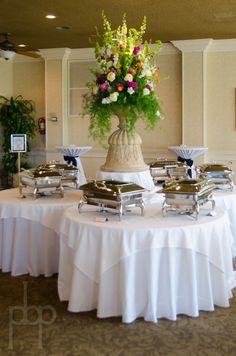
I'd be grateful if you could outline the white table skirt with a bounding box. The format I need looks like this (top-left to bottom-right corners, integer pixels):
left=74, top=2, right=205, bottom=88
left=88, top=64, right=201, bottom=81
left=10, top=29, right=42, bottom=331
left=214, top=188, right=236, bottom=257
left=58, top=204, right=236, bottom=323
left=57, top=146, right=92, bottom=186
left=96, top=170, right=155, bottom=191
left=0, top=188, right=81, bottom=276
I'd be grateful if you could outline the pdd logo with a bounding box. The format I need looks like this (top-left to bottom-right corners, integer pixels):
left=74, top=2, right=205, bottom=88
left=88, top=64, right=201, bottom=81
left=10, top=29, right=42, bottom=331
left=9, top=281, right=56, bottom=350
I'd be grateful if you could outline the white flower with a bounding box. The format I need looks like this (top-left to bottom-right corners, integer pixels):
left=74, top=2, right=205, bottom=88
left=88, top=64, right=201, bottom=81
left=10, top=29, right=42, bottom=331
left=106, top=47, right=112, bottom=57
left=124, top=73, right=133, bottom=82
left=100, top=60, right=107, bottom=69
left=156, top=110, right=164, bottom=120
left=145, top=69, right=152, bottom=77
left=127, top=87, right=135, bottom=95
left=102, top=97, right=111, bottom=104
left=109, top=92, right=119, bottom=102
left=147, top=82, right=154, bottom=91
left=143, top=88, right=150, bottom=96
left=107, top=61, right=113, bottom=69
left=107, top=71, right=116, bottom=82
left=113, top=54, right=119, bottom=66
left=139, top=63, right=153, bottom=78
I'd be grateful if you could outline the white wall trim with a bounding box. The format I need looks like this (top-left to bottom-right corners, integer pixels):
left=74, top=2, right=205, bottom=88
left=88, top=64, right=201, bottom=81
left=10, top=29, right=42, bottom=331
left=171, top=39, right=213, bottom=52
left=69, top=48, right=95, bottom=60
left=207, top=39, right=236, bottom=52
left=39, top=48, right=71, bottom=60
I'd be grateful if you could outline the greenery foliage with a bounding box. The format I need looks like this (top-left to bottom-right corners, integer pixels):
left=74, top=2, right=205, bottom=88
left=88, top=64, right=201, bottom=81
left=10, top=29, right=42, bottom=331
left=0, top=95, right=37, bottom=173
left=83, top=14, right=163, bottom=144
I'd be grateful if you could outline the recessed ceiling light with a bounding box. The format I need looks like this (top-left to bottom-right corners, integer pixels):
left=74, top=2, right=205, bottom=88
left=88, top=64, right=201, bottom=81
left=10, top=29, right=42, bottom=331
left=18, top=44, right=26, bottom=48
left=56, top=26, right=70, bottom=30
left=46, top=14, right=56, bottom=19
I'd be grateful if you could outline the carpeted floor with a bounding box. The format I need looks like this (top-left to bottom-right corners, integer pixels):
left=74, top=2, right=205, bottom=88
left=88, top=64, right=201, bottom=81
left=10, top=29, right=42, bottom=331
left=0, top=270, right=236, bottom=356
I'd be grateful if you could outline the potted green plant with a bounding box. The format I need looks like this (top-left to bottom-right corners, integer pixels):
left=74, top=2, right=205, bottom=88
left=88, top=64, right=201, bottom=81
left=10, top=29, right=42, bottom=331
left=0, top=95, right=37, bottom=180
left=83, top=14, right=163, bottom=172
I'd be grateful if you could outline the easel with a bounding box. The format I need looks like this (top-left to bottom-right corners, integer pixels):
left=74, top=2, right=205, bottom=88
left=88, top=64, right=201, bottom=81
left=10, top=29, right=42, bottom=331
left=10, top=134, right=27, bottom=198
left=17, top=151, right=25, bottom=197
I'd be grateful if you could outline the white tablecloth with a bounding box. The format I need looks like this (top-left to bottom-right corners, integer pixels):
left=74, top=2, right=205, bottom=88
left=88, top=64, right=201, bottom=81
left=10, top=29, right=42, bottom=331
left=168, top=146, right=208, bottom=159
left=57, top=146, right=92, bottom=185
left=58, top=204, right=236, bottom=323
left=214, top=188, right=236, bottom=256
left=0, top=188, right=81, bottom=276
left=96, top=170, right=155, bottom=190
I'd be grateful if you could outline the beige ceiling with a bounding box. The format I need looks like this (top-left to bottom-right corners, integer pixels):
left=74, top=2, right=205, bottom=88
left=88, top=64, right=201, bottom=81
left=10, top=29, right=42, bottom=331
left=1, top=0, right=236, bottom=53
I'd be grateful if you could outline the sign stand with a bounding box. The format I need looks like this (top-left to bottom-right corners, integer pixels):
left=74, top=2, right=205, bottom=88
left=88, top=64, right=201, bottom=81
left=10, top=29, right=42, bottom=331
left=10, top=134, right=27, bottom=197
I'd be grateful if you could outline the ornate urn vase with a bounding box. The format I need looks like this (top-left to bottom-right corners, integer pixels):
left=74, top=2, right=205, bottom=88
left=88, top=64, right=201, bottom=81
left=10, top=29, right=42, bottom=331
left=82, top=14, right=163, bottom=176
left=101, top=112, right=148, bottom=172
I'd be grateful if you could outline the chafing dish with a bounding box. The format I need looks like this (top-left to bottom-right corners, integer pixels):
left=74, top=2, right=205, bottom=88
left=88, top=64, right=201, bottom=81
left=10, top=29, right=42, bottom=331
left=19, top=168, right=64, bottom=199
left=78, top=180, right=145, bottom=220
left=198, top=163, right=233, bottom=191
left=149, top=159, right=188, bottom=184
left=159, top=179, right=215, bottom=219
left=39, top=162, right=79, bottom=188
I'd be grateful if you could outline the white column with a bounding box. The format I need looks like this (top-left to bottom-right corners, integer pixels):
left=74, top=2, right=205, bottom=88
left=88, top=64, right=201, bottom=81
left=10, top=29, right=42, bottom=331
left=39, top=48, right=71, bottom=161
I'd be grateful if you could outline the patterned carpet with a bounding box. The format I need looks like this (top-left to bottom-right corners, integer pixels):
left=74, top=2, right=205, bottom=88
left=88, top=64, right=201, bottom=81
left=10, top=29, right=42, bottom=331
left=0, top=269, right=236, bottom=356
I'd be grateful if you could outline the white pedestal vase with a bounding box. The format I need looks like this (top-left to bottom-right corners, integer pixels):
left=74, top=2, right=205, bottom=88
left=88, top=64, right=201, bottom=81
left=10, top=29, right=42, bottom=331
left=101, top=114, right=149, bottom=173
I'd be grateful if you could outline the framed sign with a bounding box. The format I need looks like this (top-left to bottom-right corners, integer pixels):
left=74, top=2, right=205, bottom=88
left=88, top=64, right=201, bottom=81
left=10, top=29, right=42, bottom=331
left=10, top=134, right=27, bottom=152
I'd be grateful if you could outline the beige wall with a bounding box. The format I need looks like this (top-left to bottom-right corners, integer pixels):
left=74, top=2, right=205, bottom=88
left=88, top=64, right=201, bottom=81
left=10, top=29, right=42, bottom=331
left=205, top=49, right=236, bottom=180
left=44, top=60, right=63, bottom=150
left=0, top=60, right=13, bottom=97
left=207, top=51, right=236, bottom=151
left=13, top=58, right=45, bottom=151
left=0, top=56, right=45, bottom=168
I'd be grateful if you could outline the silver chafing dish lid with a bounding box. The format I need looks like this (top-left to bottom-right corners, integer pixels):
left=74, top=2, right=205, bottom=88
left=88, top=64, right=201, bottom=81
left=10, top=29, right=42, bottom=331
left=159, top=179, right=215, bottom=194
left=38, top=163, right=78, bottom=172
left=199, top=163, right=232, bottom=173
left=149, top=160, right=187, bottom=168
left=20, top=168, right=61, bottom=178
left=79, top=180, right=145, bottom=196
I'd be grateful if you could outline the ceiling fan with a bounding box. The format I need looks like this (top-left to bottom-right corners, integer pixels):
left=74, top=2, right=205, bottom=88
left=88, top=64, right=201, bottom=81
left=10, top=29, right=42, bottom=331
left=0, top=32, right=40, bottom=60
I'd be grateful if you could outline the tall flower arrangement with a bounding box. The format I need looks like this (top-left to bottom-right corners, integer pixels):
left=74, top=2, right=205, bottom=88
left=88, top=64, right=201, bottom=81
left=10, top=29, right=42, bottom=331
left=83, top=14, right=163, bottom=143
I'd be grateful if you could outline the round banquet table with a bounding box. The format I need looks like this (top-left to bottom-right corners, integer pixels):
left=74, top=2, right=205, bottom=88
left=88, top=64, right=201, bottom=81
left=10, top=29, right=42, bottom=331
left=58, top=203, right=236, bottom=323
left=214, top=187, right=236, bottom=257
left=168, top=146, right=208, bottom=178
left=56, top=146, right=92, bottom=186
left=168, top=146, right=208, bottom=160
left=0, top=188, right=81, bottom=276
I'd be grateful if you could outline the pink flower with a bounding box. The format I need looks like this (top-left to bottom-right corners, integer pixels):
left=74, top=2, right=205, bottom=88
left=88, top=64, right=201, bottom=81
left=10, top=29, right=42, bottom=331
left=133, top=46, right=140, bottom=55
left=127, top=81, right=138, bottom=90
left=146, top=84, right=153, bottom=91
left=100, top=83, right=109, bottom=92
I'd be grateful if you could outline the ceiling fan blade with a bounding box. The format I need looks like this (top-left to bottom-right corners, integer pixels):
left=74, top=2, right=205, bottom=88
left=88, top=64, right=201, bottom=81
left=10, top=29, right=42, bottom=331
left=17, top=50, right=41, bottom=58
